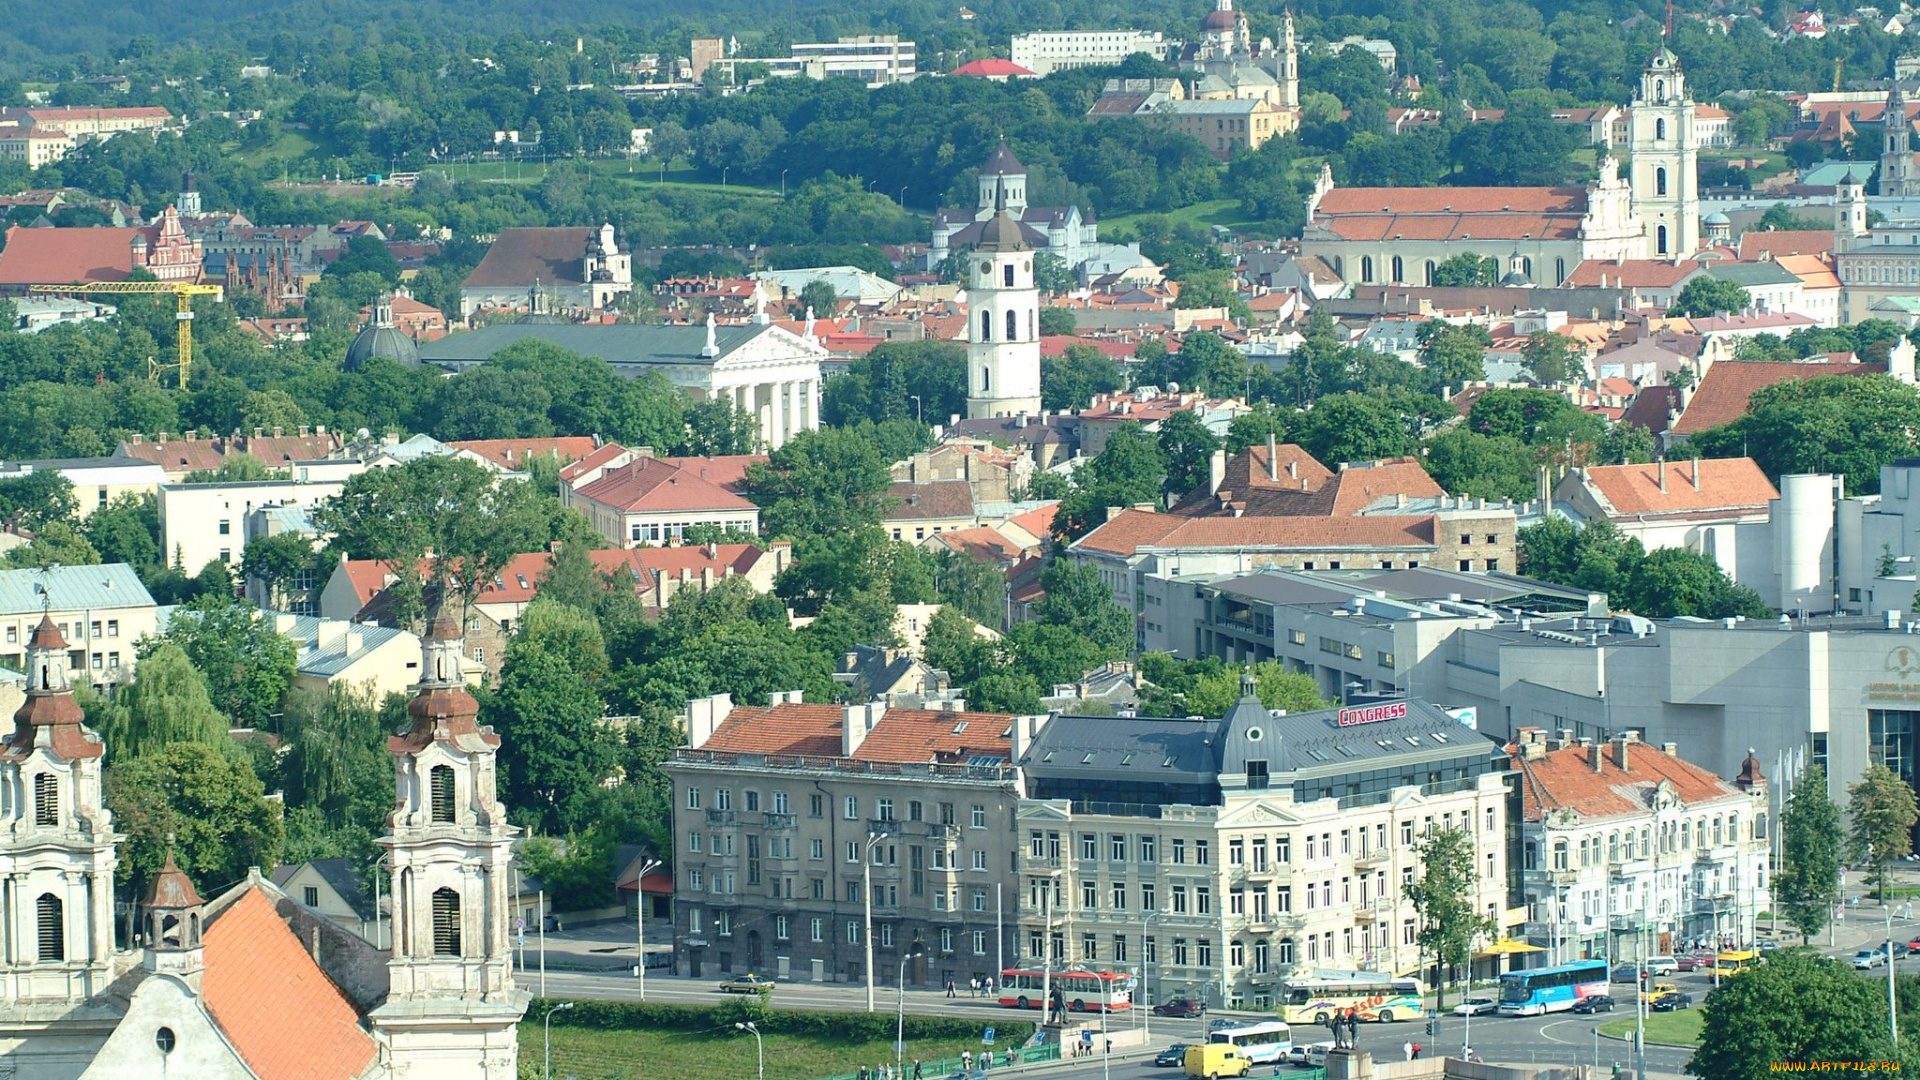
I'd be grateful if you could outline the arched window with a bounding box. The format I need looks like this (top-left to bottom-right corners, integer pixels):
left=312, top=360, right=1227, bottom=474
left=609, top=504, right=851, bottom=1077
left=430, top=765, right=456, bottom=825
left=1391, top=255, right=1404, bottom=283
left=1555, top=258, right=1566, bottom=284
left=33, top=773, right=56, bottom=827
left=1425, top=261, right=1437, bottom=286
left=1522, top=257, right=1533, bottom=279
left=1655, top=81, right=1666, bottom=103
left=1006, top=310, right=1018, bottom=341
left=1361, top=256, right=1374, bottom=283
left=1655, top=117, right=1667, bottom=141
left=36, top=893, right=62, bottom=961
left=1003, top=263, right=1014, bottom=287
left=1656, top=225, right=1670, bottom=255
left=979, top=310, right=992, bottom=341
left=1332, top=256, right=1344, bottom=277
left=432, top=887, right=462, bottom=956
left=1754, top=812, right=1769, bottom=840
left=981, top=367, right=991, bottom=393
left=1656, top=167, right=1668, bottom=196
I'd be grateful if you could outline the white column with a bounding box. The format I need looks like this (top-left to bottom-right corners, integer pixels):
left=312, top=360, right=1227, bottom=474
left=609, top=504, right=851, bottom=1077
left=805, top=379, right=820, bottom=431
left=783, top=380, right=800, bottom=444
left=769, top=380, right=788, bottom=450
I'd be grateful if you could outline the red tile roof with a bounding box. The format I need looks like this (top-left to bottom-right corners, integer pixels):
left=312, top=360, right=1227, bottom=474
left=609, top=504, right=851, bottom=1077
left=657, top=454, right=765, bottom=491
left=1074, top=509, right=1439, bottom=557
left=572, top=456, right=758, bottom=513
left=622, top=542, right=780, bottom=581
left=119, top=431, right=342, bottom=473
left=450, top=437, right=599, bottom=470
left=1314, top=187, right=1589, bottom=242
left=701, top=702, right=1014, bottom=763
left=1578, top=457, right=1778, bottom=516
left=1737, top=230, right=1833, bottom=262
left=0, top=223, right=168, bottom=284
left=1563, top=259, right=1701, bottom=289
left=203, top=885, right=380, bottom=1080
left=1671, top=359, right=1884, bottom=433
left=1509, top=736, right=1745, bottom=822
left=887, top=481, right=976, bottom=521
left=930, top=526, right=1029, bottom=563
left=951, top=58, right=1037, bottom=77
left=1008, top=503, right=1059, bottom=539
left=1039, top=335, right=1139, bottom=359
left=1325, top=459, right=1447, bottom=515
left=559, top=442, right=632, bottom=483
left=461, top=227, right=594, bottom=288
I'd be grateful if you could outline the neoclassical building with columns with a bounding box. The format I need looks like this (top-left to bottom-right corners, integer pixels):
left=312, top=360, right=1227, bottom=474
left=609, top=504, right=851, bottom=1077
left=417, top=315, right=826, bottom=449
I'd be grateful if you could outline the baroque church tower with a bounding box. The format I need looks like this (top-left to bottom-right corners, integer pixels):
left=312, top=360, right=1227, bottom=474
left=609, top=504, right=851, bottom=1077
left=1883, top=80, right=1919, bottom=197
left=1628, top=47, right=1700, bottom=258
left=965, top=179, right=1043, bottom=420
left=1278, top=11, right=1300, bottom=111
left=370, top=590, right=525, bottom=1079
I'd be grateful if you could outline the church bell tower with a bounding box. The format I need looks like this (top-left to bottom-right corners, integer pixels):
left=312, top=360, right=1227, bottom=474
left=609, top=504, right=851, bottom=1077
left=1629, top=47, right=1700, bottom=258
left=965, top=179, right=1043, bottom=420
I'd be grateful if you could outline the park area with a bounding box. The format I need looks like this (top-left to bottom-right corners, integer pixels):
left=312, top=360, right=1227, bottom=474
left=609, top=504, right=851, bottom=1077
left=520, top=999, right=1037, bottom=1080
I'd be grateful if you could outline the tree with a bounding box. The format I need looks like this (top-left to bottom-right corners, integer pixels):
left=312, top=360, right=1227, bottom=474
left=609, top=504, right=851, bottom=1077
left=325, top=234, right=402, bottom=284
left=793, top=280, right=838, bottom=320
left=1421, top=428, right=1538, bottom=501
left=1776, top=767, right=1844, bottom=940
left=84, top=643, right=229, bottom=760
left=313, top=455, right=548, bottom=608
left=1054, top=425, right=1167, bottom=540
left=1848, top=763, right=1920, bottom=903
left=279, top=684, right=395, bottom=867
left=1417, top=323, right=1489, bottom=396
left=1297, top=393, right=1416, bottom=466
left=741, top=426, right=895, bottom=541
left=1041, top=345, right=1124, bottom=412
left=1468, top=388, right=1603, bottom=447
left=180, top=454, right=279, bottom=483
left=1, top=520, right=100, bottom=569
left=1669, top=277, right=1752, bottom=319
left=143, top=593, right=297, bottom=728
left=1183, top=660, right=1331, bottom=716
left=241, top=531, right=320, bottom=610
left=1225, top=402, right=1292, bottom=454
left=1432, top=253, right=1500, bottom=287
left=1688, top=375, right=1920, bottom=496
left=1157, top=410, right=1220, bottom=501
left=1038, top=306, right=1078, bottom=337
left=1521, top=331, right=1581, bottom=385
left=0, top=470, right=77, bottom=530
left=1405, top=826, right=1495, bottom=1011
left=933, top=549, right=1008, bottom=630
left=85, top=493, right=160, bottom=572
left=480, top=598, right=621, bottom=834
left=105, top=742, right=284, bottom=896
left=1028, top=558, right=1134, bottom=660
left=1690, top=951, right=1900, bottom=1080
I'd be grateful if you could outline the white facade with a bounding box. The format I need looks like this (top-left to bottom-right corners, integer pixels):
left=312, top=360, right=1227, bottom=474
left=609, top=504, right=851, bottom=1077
left=0, top=458, right=165, bottom=520
left=965, top=217, right=1044, bottom=420
left=157, top=471, right=357, bottom=576
left=1010, top=30, right=1166, bottom=75
left=0, top=565, right=158, bottom=691
left=1629, top=50, right=1701, bottom=259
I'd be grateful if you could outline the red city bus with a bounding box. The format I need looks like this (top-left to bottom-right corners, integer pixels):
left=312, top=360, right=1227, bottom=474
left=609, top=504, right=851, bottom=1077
left=996, top=968, right=1134, bottom=1012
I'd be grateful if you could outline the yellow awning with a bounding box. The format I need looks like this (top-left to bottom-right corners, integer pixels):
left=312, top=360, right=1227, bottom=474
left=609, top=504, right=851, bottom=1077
left=1476, top=939, right=1548, bottom=957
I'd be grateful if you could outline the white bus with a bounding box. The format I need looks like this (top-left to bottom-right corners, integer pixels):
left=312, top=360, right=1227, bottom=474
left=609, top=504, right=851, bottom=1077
left=1207, top=1020, right=1294, bottom=1065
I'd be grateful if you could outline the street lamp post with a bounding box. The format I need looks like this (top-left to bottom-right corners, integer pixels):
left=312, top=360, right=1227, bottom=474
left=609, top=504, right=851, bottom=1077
left=781, top=168, right=790, bottom=198
left=1140, top=910, right=1161, bottom=1044
left=636, top=857, right=661, bottom=1000
left=909, top=394, right=922, bottom=425
left=865, top=829, right=890, bottom=1012
left=543, top=1001, right=575, bottom=1080
left=1875, top=844, right=1899, bottom=1044
left=897, top=946, right=925, bottom=1078
left=736, top=1021, right=764, bottom=1080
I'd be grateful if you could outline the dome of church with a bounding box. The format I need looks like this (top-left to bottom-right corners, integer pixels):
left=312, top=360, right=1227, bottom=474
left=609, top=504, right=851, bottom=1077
left=1202, top=7, right=1239, bottom=30
left=1703, top=211, right=1730, bottom=226
left=979, top=211, right=1029, bottom=253
left=1499, top=270, right=1531, bottom=287
left=344, top=322, right=420, bottom=371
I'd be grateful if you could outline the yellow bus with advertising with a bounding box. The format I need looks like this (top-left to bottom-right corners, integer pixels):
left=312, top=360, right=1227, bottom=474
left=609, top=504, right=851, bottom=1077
left=1712, top=950, right=1760, bottom=976
left=1280, top=970, right=1426, bottom=1024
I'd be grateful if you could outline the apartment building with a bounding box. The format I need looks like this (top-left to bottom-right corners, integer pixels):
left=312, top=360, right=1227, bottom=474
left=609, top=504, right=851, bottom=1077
left=1010, top=31, right=1168, bottom=76
left=1509, top=729, right=1771, bottom=961
left=1013, top=688, right=1520, bottom=1009
left=0, top=563, right=157, bottom=688
left=157, top=465, right=361, bottom=573
left=665, top=693, right=1022, bottom=986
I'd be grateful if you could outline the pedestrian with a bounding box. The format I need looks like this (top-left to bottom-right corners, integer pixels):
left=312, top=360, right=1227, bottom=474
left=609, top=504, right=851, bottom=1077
left=913, top=1060, right=923, bottom=1080
left=946, top=977, right=957, bottom=998
left=962, top=1050, right=973, bottom=1070
left=985, top=975, right=995, bottom=997
left=859, top=1067, right=869, bottom=1080
left=970, top=976, right=980, bottom=997
left=1412, top=1044, right=1422, bottom=1060
left=1403, top=1041, right=1413, bottom=1062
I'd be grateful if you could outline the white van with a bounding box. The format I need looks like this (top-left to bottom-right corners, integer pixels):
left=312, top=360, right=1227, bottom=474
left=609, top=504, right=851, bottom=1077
left=1643, top=956, right=1678, bottom=977
left=1305, top=1042, right=1336, bottom=1067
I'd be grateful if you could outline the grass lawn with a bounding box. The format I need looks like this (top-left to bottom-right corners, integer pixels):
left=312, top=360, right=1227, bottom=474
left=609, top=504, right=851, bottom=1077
left=232, top=130, right=317, bottom=169
left=523, top=1023, right=1003, bottom=1080
left=423, top=158, right=783, bottom=199
left=1101, top=198, right=1271, bottom=237
left=1597, top=1008, right=1706, bottom=1047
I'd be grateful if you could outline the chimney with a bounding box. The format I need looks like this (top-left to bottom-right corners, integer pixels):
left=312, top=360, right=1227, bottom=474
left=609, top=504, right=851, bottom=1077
left=1209, top=449, right=1227, bottom=496
left=1657, top=458, right=1666, bottom=493
left=1589, top=739, right=1604, bottom=773
left=1661, top=741, right=1678, bottom=756
left=685, top=692, right=734, bottom=749
left=1267, top=433, right=1279, bottom=480
left=1613, top=734, right=1631, bottom=771
left=1556, top=728, right=1575, bottom=750
left=842, top=701, right=884, bottom=756
left=1690, top=458, right=1700, bottom=490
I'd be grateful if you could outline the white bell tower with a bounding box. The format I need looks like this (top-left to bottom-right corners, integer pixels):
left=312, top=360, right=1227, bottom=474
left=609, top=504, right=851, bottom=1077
left=965, top=179, right=1043, bottom=420
left=1628, top=47, right=1700, bottom=259
left=369, top=589, right=525, bottom=1080
left=0, top=614, right=116, bottom=1006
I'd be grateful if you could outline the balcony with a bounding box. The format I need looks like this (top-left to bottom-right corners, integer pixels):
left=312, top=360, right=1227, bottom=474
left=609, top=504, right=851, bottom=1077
left=1353, top=902, right=1387, bottom=922
left=866, top=819, right=898, bottom=838
left=1546, top=869, right=1580, bottom=886
left=762, top=812, right=796, bottom=831
left=1691, top=893, right=1735, bottom=913
left=1023, top=854, right=1064, bottom=869
left=707, top=809, right=739, bottom=827
left=1353, top=848, right=1389, bottom=868
left=917, top=822, right=960, bottom=841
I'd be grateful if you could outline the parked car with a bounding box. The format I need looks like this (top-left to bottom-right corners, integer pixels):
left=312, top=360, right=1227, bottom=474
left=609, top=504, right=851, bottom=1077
left=1675, top=953, right=1714, bottom=972
left=1755, top=939, right=1783, bottom=953
left=718, top=973, right=776, bottom=994
left=1153, top=998, right=1206, bottom=1018
left=1452, top=998, right=1500, bottom=1016
left=1650, top=992, right=1694, bottom=1012
left=1610, top=965, right=1640, bottom=984
left=1855, top=949, right=1888, bottom=970
left=1155, top=1045, right=1192, bottom=1067
left=1571, top=995, right=1616, bottom=1015
left=1643, top=956, right=1678, bottom=977
left=1893, top=941, right=1912, bottom=959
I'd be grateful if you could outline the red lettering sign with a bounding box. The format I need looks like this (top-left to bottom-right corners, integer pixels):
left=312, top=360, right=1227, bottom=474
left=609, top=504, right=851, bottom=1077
left=1337, top=702, right=1409, bottom=727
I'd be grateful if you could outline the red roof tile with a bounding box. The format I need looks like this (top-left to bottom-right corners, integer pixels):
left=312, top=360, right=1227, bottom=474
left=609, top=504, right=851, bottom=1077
left=931, top=527, right=1029, bottom=563
left=951, top=59, right=1036, bottom=77
left=1509, top=736, right=1746, bottom=822
left=559, top=442, right=633, bottom=483
left=1579, top=457, right=1778, bottom=516
left=656, top=454, right=766, bottom=491
left=1737, top=230, right=1833, bottom=262
left=202, top=886, right=380, bottom=1080
left=462, top=227, right=594, bottom=288
left=1008, top=503, right=1059, bottom=539
left=0, top=223, right=165, bottom=284
left=1315, top=187, right=1589, bottom=242
left=888, top=481, right=976, bottom=521
left=1563, top=259, right=1701, bottom=289
left=451, top=437, right=599, bottom=470
left=701, top=702, right=1014, bottom=763
left=120, top=432, right=342, bottom=473
left=1075, top=509, right=1438, bottom=556
left=572, top=456, right=758, bottom=514
left=1672, top=359, right=1884, bottom=433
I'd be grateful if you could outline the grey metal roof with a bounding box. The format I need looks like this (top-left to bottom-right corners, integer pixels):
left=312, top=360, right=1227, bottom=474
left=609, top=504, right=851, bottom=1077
left=10, top=453, right=164, bottom=473
left=1025, top=713, right=1226, bottom=783
left=0, top=563, right=154, bottom=615
left=277, top=613, right=411, bottom=678
left=1212, top=572, right=1355, bottom=608
left=1703, top=261, right=1800, bottom=287
left=271, top=858, right=377, bottom=921
left=417, top=322, right=780, bottom=375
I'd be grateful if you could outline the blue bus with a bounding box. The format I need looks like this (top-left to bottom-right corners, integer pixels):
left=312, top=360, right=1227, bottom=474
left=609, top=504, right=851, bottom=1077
left=1498, top=960, right=1609, bottom=1016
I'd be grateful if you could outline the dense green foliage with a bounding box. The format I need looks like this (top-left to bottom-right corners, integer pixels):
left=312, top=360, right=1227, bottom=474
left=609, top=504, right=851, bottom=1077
left=1775, top=768, right=1843, bottom=941
left=1518, top=517, right=1772, bottom=619
left=1689, top=951, right=1912, bottom=1079
left=1690, top=375, right=1920, bottom=496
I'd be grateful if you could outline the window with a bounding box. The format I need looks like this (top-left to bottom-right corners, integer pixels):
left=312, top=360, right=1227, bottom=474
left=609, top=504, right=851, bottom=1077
left=1139, top=836, right=1156, bottom=863
left=1361, top=256, right=1374, bottom=283
left=1197, top=886, right=1211, bottom=914
left=37, top=893, right=62, bottom=961
left=847, top=842, right=859, bottom=864
left=431, top=888, right=461, bottom=956
left=973, top=850, right=987, bottom=871
left=1198, top=940, right=1212, bottom=968
left=430, top=765, right=456, bottom=824
left=980, top=310, right=992, bottom=340
left=1172, top=839, right=1186, bottom=865
left=1391, top=255, right=1404, bottom=283
left=970, top=805, right=985, bottom=828
left=876, top=798, right=894, bottom=821
left=1655, top=117, right=1667, bottom=141
left=1655, top=167, right=1668, bottom=196
left=33, top=774, right=56, bottom=827
left=1111, top=834, right=1128, bottom=862
left=809, top=793, right=823, bottom=818
left=1142, top=883, right=1156, bottom=911
left=1111, top=883, right=1128, bottom=910
left=687, top=787, right=701, bottom=810
left=715, top=788, right=731, bottom=811
left=1173, top=938, right=1189, bottom=967
left=745, top=791, right=760, bottom=813
left=1228, top=839, right=1243, bottom=866
left=1004, top=263, right=1014, bottom=287
left=217, top=520, right=230, bottom=536
left=974, top=930, right=988, bottom=955
left=1081, top=833, right=1097, bottom=861
left=811, top=917, right=825, bottom=942
left=304, top=885, right=320, bottom=907
left=845, top=797, right=859, bottom=820
left=1196, top=839, right=1209, bottom=865
left=1172, top=885, right=1188, bottom=914
left=848, top=921, right=862, bottom=945
left=1006, top=310, right=1018, bottom=341
left=1657, top=225, right=1669, bottom=255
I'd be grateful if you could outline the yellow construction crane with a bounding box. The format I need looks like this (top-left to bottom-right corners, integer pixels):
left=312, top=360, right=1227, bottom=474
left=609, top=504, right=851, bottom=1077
left=27, top=281, right=225, bottom=390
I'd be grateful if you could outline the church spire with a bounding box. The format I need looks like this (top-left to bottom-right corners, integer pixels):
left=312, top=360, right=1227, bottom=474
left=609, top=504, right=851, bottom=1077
left=3, top=614, right=102, bottom=761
